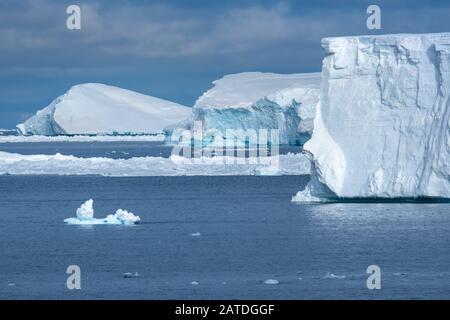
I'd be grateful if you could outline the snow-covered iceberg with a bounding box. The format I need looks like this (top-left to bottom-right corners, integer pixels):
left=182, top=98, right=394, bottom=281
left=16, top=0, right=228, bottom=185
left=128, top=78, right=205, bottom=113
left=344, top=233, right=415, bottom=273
left=64, top=199, right=141, bottom=225
left=17, top=83, right=191, bottom=136
left=172, top=72, right=320, bottom=146
left=293, top=32, right=450, bottom=201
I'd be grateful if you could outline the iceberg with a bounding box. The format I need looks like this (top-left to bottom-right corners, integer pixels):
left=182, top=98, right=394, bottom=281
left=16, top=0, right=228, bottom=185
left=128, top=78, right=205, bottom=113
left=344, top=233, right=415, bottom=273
left=17, top=83, right=191, bottom=136
left=64, top=199, right=141, bottom=225
left=293, top=32, right=450, bottom=201
left=76, top=199, right=94, bottom=220
left=173, top=72, right=320, bottom=146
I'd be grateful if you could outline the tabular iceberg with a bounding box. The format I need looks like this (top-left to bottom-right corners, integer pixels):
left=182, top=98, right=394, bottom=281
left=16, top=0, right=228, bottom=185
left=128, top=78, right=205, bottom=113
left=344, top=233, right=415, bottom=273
left=17, top=83, right=191, bottom=136
left=64, top=199, right=141, bottom=225
left=293, top=32, right=450, bottom=201
left=179, top=72, right=320, bottom=146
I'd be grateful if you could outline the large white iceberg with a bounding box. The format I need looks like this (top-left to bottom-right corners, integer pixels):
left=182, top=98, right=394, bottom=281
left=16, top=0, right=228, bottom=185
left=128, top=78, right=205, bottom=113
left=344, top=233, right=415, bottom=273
left=173, top=72, right=320, bottom=146
left=64, top=199, right=141, bottom=225
left=293, top=32, right=450, bottom=201
left=17, top=83, right=192, bottom=136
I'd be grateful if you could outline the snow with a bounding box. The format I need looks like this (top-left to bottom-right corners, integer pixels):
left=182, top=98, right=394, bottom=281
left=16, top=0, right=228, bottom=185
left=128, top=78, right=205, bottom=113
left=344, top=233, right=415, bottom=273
left=17, top=83, right=192, bottom=136
left=64, top=199, right=140, bottom=225
left=0, top=151, right=310, bottom=176
left=188, top=72, right=321, bottom=146
left=0, top=134, right=165, bottom=143
left=294, top=33, right=450, bottom=201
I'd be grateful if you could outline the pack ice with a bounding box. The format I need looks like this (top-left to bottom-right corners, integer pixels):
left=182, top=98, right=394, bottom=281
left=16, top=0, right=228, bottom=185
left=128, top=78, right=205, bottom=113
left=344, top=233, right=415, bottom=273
left=181, top=72, right=320, bottom=146
left=293, top=33, right=450, bottom=201
left=0, top=151, right=310, bottom=176
left=17, top=83, right=191, bottom=136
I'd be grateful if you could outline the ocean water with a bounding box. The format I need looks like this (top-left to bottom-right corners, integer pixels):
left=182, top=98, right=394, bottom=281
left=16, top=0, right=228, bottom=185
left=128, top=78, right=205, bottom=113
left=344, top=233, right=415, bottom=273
left=0, top=174, right=449, bottom=299
left=0, top=141, right=300, bottom=159
left=0, top=141, right=173, bottom=159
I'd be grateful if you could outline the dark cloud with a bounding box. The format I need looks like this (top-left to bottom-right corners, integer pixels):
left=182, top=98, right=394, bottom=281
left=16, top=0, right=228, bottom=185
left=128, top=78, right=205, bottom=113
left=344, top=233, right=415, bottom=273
left=1, top=0, right=450, bottom=127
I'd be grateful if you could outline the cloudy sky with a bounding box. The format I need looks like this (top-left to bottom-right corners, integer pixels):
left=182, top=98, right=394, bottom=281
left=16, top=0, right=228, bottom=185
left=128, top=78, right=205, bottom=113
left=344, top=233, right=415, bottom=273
left=1, top=0, right=450, bottom=127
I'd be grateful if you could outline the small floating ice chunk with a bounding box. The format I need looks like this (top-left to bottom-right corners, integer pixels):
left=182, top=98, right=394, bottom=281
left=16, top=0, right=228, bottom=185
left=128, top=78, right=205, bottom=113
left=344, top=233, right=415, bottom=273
left=123, top=272, right=140, bottom=278
left=191, top=281, right=199, bottom=285
left=65, top=200, right=140, bottom=225
left=106, top=209, right=141, bottom=225
left=393, top=272, right=405, bottom=276
left=190, top=232, right=201, bottom=237
left=263, top=279, right=279, bottom=285
left=323, top=272, right=346, bottom=279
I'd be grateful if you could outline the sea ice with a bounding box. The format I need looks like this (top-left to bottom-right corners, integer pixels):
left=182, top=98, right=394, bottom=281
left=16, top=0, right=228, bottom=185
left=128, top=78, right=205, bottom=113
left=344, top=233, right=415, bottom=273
left=263, top=279, right=279, bottom=285
left=190, top=232, right=201, bottom=237
left=323, top=272, right=346, bottom=280
left=0, top=151, right=310, bottom=176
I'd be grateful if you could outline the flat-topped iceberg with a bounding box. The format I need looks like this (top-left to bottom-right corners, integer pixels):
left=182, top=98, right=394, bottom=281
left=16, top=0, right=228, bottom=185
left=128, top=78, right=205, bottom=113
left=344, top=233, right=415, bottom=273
left=293, top=32, right=450, bottom=201
left=172, top=72, right=320, bottom=146
left=17, top=83, right=191, bottom=136
left=64, top=199, right=141, bottom=225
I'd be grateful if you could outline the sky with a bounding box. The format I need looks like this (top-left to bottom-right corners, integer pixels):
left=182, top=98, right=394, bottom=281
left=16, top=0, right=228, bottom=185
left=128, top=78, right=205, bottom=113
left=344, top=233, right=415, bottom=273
left=1, top=0, right=450, bottom=128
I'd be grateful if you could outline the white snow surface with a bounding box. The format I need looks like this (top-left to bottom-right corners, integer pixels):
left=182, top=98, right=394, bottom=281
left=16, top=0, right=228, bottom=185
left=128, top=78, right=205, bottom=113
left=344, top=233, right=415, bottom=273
left=195, top=72, right=321, bottom=109
left=190, top=72, right=321, bottom=146
left=17, top=83, right=192, bottom=136
left=0, top=151, right=310, bottom=176
left=294, top=32, right=450, bottom=201
left=65, top=199, right=140, bottom=225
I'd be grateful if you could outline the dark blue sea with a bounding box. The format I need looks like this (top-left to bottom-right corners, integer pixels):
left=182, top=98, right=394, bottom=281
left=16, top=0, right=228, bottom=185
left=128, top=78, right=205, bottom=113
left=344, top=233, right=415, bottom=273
left=0, top=142, right=449, bottom=299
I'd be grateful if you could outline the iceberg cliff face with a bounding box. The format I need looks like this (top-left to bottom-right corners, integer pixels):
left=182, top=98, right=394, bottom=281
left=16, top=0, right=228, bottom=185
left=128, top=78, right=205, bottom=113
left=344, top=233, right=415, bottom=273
left=17, top=83, right=191, bottom=136
left=294, top=33, right=450, bottom=201
left=190, top=72, right=321, bottom=146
